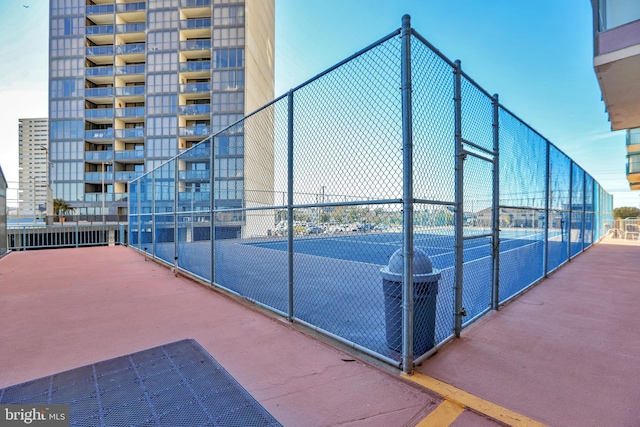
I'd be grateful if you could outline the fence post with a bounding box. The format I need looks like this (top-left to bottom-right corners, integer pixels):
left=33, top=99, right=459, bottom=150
left=152, top=170, right=156, bottom=259
left=287, top=89, right=295, bottom=322
left=544, top=141, right=550, bottom=276
left=210, top=138, right=216, bottom=284
left=453, top=59, right=464, bottom=338
left=568, top=161, right=573, bottom=260
left=400, top=14, right=414, bottom=374
left=580, top=169, right=587, bottom=252
left=491, top=94, right=500, bottom=310
left=174, top=162, right=179, bottom=272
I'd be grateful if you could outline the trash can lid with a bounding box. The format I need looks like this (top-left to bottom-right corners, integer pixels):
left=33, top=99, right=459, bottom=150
left=387, top=247, right=433, bottom=274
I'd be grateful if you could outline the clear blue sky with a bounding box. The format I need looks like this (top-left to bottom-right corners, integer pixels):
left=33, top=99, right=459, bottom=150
left=0, top=0, right=636, bottom=207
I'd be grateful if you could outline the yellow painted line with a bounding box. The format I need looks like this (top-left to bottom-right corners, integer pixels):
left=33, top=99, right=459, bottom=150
left=403, top=372, right=547, bottom=427
left=416, top=400, right=464, bottom=427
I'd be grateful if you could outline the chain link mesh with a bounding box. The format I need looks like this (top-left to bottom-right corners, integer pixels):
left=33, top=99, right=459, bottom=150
left=128, top=24, right=614, bottom=367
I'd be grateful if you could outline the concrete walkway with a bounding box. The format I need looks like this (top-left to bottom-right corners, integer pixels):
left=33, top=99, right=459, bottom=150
left=0, top=246, right=443, bottom=426
left=415, top=238, right=640, bottom=427
left=1, top=238, right=638, bottom=426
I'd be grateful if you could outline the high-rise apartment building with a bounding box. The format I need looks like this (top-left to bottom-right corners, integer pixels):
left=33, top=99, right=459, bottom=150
left=49, top=0, right=275, bottom=219
left=18, top=118, right=51, bottom=219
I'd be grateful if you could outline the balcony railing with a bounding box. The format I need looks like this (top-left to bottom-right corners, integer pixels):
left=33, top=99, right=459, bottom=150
left=115, top=43, right=145, bottom=55
left=86, top=46, right=114, bottom=56
left=86, top=66, right=114, bottom=77
left=115, top=150, right=145, bottom=161
left=116, top=171, right=143, bottom=182
left=116, top=2, right=145, bottom=12
left=181, top=0, right=212, bottom=8
left=178, top=192, right=211, bottom=202
left=115, top=107, right=145, bottom=119
left=114, top=128, right=145, bottom=139
left=179, top=126, right=211, bottom=137
left=178, top=170, right=210, bottom=180
left=86, top=25, right=114, bottom=35
left=116, top=23, right=146, bottom=34
left=85, top=129, right=113, bottom=140
left=115, top=64, right=145, bottom=75
left=84, top=193, right=122, bottom=203
left=181, top=144, right=211, bottom=158
left=87, top=4, right=114, bottom=14
left=85, top=151, right=114, bottom=161
left=86, top=87, right=114, bottom=98
left=85, top=109, right=114, bottom=120
left=180, top=39, right=212, bottom=51
left=180, top=82, right=210, bottom=94
left=179, top=105, right=211, bottom=115
left=115, top=86, right=145, bottom=97
left=180, top=18, right=211, bottom=30
left=85, top=172, right=114, bottom=182
left=180, top=61, right=211, bottom=72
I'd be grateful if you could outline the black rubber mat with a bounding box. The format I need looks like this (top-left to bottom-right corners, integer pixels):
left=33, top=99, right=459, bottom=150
left=0, top=339, right=282, bottom=426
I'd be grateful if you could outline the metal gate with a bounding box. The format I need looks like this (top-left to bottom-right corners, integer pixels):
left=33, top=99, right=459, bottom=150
left=453, top=63, right=499, bottom=336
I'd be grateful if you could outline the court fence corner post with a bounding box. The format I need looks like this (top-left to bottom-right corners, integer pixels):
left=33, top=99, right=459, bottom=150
left=491, top=93, right=500, bottom=311
left=287, top=89, right=295, bottom=322
left=400, top=13, right=414, bottom=375
left=453, top=59, right=464, bottom=338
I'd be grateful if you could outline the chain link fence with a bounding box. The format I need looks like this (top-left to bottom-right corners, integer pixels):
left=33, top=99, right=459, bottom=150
left=128, top=16, right=613, bottom=372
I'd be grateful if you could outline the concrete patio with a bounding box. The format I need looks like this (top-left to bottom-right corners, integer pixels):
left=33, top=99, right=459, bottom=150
left=0, top=236, right=638, bottom=426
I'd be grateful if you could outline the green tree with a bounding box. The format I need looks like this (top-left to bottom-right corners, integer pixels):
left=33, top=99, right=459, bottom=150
left=613, top=206, right=640, bottom=219
left=53, top=199, right=74, bottom=216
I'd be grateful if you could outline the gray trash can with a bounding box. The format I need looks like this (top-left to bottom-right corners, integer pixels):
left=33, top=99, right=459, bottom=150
left=381, top=248, right=441, bottom=355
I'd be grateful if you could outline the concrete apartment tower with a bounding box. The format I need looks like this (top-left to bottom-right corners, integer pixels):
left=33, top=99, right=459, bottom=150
left=18, top=118, right=51, bottom=220
left=49, top=0, right=275, bottom=221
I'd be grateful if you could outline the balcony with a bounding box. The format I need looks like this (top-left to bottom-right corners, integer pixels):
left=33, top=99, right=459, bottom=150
left=86, top=87, right=114, bottom=99
left=178, top=191, right=211, bottom=202
left=181, top=0, right=212, bottom=8
left=180, top=83, right=211, bottom=101
left=115, top=150, right=145, bottom=161
left=85, top=129, right=114, bottom=141
left=181, top=18, right=211, bottom=30
left=180, top=39, right=212, bottom=60
left=86, top=4, right=115, bottom=15
left=85, top=109, right=114, bottom=123
left=116, top=23, right=145, bottom=35
left=180, top=61, right=211, bottom=72
left=179, top=104, right=210, bottom=116
left=86, top=45, right=114, bottom=58
left=178, top=170, right=210, bottom=181
left=115, top=43, right=145, bottom=62
left=115, top=107, right=144, bottom=120
left=116, top=2, right=145, bottom=13
left=115, top=86, right=145, bottom=97
left=83, top=193, right=122, bottom=203
left=179, top=125, right=211, bottom=138
left=115, top=171, right=143, bottom=182
left=114, top=128, right=145, bottom=140
left=85, top=172, right=114, bottom=182
left=115, top=65, right=144, bottom=76
left=180, top=18, right=211, bottom=39
left=86, top=66, right=114, bottom=78
left=86, top=25, right=114, bottom=36
left=181, top=39, right=211, bottom=52
left=85, top=151, right=114, bottom=162
left=593, top=6, right=640, bottom=130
